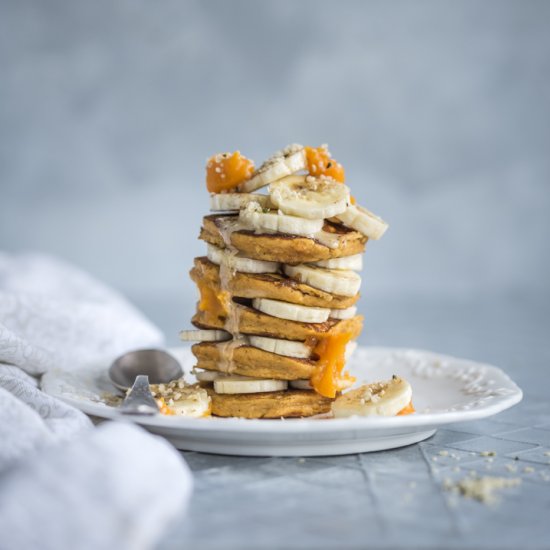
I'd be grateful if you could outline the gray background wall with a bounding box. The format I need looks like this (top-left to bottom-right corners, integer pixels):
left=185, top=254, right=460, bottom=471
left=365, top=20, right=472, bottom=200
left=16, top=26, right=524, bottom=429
left=1, top=0, right=549, bottom=343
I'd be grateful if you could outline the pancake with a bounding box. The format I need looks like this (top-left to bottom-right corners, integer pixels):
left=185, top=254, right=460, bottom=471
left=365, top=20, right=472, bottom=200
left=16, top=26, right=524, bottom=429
left=192, top=342, right=316, bottom=380
left=190, top=257, right=358, bottom=310
left=206, top=388, right=332, bottom=418
left=200, top=214, right=367, bottom=264
left=192, top=303, right=364, bottom=341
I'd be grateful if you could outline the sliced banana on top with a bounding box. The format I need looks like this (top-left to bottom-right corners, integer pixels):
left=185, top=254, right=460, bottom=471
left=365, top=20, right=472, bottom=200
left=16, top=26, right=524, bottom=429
left=284, top=264, right=361, bottom=297
left=210, top=193, right=271, bottom=212
left=239, top=204, right=324, bottom=237
left=239, top=144, right=307, bottom=193
left=336, top=205, right=388, bottom=240
left=313, top=254, right=363, bottom=271
left=207, top=243, right=280, bottom=274
left=332, top=376, right=413, bottom=418
left=269, top=175, right=350, bottom=220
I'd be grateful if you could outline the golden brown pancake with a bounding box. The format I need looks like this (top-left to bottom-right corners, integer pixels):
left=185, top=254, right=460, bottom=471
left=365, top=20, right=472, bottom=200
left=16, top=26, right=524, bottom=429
left=200, top=214, right=367, bottom=264
left=190, top=257, right=358, bottom=310
left=192, top=303, right=363, bottom=341
left=206, top=388, right=332, bottom=418
left=192, top=342, right=316, bottom=380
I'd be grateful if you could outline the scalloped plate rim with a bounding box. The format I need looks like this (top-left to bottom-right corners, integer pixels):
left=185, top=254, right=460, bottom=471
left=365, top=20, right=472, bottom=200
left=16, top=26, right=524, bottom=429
left=41, top=346, right=523, bottom=434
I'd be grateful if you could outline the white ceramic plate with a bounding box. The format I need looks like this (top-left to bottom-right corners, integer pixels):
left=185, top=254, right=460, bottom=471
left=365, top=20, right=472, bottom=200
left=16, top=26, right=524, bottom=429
left=41, top=346, right=522, bottom=457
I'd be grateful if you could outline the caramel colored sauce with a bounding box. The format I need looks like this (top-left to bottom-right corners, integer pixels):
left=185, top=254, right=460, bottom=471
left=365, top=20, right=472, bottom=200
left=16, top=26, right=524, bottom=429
left=197, top=279, right=229, bottom=325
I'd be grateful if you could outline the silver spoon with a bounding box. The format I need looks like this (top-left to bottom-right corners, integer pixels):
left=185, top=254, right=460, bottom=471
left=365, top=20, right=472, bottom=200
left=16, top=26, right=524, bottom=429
left=119, top=375, right=159, bottom=415
left=109, top=348, right=183, bottom=391
left=109, top=349, right=183, bottom=415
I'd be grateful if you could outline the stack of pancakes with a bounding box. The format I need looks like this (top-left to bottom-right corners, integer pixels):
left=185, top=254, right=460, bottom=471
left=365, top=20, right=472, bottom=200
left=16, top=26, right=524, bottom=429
left=183, top=145, right=387, bottom=418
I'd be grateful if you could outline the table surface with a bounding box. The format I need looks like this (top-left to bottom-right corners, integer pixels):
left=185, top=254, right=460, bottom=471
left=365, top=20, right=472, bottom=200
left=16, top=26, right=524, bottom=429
left=154, top=292, right=550, bottom=550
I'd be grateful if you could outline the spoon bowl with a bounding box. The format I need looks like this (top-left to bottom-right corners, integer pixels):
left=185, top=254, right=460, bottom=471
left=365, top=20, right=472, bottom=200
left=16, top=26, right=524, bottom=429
left=109, top=348, right=183, bottom=391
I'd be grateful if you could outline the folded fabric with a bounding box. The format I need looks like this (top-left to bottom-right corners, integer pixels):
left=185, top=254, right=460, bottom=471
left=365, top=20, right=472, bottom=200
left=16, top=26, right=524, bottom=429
left=0, top=253, right=193, bottom=550
left=0, top=422, right=192, bottom=550
left=0, top=252, right=164, bottom=374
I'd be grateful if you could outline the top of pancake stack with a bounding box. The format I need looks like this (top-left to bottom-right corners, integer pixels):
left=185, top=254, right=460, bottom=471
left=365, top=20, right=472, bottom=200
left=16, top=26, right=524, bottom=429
left=181, top=144, right=389, bottom=419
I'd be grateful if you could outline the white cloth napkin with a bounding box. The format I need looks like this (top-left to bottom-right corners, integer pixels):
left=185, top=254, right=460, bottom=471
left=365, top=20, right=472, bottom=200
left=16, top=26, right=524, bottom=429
left=0, top=253, right=193, bottom=550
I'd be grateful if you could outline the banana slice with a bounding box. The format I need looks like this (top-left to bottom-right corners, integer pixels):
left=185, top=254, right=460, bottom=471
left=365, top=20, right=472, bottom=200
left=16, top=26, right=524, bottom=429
left=313, top=254, right=363, bottom=271
left=191, top=368, right=227, bottom=382
left=252, top=297, right=330, bottom=323
left=269, top=175, right=350, bottom=220
left=248, top=335, right=311, bottom=359
left=336, top=205, right=388, bottom=240
left=239, top=204, right=323, bottom=237
left=150, top=383, right=211, bottom=417
left=179, top=329, right=231, bottom=342
left=192, top=369, right=259, bottom=384
left=207, top=244, right=280, bottom=274
left=194, top=370, right=221, bottom=382
left=239, top=144, right=307, bottom=192
left=289, top=379, right=313, bottom=390
left=169, top=391, right=211, bottom=417
left=283, top=264, right=361, bottom=298
left=332, top=376, right=412, bottom=418
left=214, top=376, right=288, bottom=394
left=329, top=306, right=357, bottom=320
left=210, top=193, right=271, bottom=212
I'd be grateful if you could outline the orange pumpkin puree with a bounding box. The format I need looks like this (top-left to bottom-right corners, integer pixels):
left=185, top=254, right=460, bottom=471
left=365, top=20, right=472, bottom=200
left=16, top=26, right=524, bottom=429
left=397, top=401, right=415, bottom=416
left=305, top=146, right=345, bottom=183
left=206, top=151, right=254, bottom=193
left=197, top=279, right=229, bottom=325
left=309, top=332, right=355, bottom=398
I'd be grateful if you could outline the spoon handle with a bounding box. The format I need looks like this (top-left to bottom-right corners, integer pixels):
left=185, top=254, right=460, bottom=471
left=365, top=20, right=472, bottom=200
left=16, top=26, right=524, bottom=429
left=119, top=375, right=159, bottom=415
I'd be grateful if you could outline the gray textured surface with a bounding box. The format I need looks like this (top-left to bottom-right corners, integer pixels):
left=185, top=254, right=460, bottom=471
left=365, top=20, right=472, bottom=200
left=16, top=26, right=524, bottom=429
left=156, top=293, right=550, bottom=550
